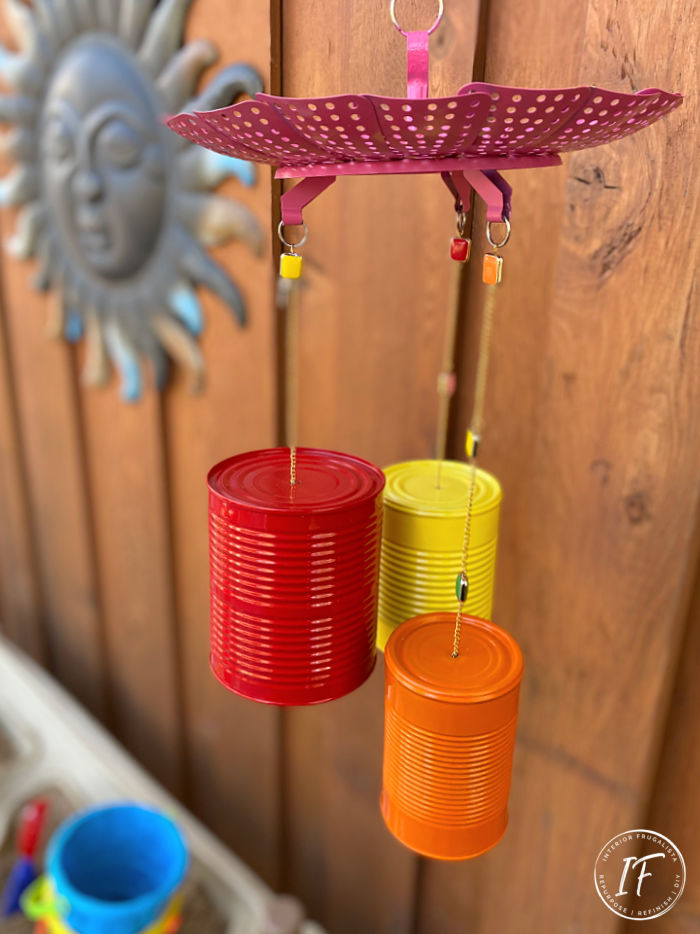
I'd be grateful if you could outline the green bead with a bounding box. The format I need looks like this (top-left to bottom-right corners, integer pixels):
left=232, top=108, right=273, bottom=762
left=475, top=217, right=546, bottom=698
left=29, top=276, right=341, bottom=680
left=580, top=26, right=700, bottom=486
left=455, top=572, right=469, bottom=603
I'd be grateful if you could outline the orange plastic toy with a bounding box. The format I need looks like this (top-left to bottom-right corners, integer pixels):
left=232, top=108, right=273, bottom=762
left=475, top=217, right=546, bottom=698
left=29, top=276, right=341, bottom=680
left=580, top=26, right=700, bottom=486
left=381, top=612, right=523, bottom=860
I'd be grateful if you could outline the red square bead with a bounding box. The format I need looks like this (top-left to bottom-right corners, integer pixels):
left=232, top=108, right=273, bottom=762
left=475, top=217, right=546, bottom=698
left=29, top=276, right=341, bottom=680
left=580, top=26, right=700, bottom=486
left=450, top=237, right=471, bottom=262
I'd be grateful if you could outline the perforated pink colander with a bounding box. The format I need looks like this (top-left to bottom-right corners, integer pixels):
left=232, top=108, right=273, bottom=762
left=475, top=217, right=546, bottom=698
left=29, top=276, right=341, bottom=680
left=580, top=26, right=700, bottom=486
left=166, top=3, right=681, bottom=226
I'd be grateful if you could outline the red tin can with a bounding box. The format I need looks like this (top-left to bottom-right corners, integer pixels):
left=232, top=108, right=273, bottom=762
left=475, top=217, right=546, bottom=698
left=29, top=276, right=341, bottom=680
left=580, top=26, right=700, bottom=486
left=208, top=447, right=385, bottom=705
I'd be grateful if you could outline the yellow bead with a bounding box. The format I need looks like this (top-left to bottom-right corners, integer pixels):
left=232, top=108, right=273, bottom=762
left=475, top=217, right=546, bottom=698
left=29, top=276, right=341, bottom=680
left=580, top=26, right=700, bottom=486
left=465, top=430, right=480, bottom=458
left=280, top=252, right=303, bottom=279
left=482, top=252, right=503, bottom=285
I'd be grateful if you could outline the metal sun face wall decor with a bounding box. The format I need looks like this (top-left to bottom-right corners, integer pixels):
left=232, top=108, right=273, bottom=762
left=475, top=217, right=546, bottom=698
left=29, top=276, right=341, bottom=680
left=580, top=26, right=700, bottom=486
left=0, top=0, right=263, bottom=400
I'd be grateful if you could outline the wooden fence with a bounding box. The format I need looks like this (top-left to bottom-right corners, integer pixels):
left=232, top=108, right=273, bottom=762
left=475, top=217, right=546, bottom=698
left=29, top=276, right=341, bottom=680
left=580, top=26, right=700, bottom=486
left=0, top=1, right=698, bottom=932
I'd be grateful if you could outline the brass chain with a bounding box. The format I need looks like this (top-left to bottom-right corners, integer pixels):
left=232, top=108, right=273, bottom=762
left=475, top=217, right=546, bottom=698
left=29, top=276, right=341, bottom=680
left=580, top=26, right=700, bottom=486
left=283, top=280, right=300, bottom=487
left=452, top=277, right=498, bottom=658
left=435, top=258, right=465, bottom=486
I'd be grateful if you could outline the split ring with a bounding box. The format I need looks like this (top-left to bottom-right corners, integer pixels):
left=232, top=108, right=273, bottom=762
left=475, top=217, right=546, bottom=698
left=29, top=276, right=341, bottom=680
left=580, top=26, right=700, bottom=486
left=390, top=0, right=444, bottom=36
left=456, top=210, right=468, bottom=237
left=278, top=220, right=309, bottom=250
left=486, top=217, right=511, bottom=250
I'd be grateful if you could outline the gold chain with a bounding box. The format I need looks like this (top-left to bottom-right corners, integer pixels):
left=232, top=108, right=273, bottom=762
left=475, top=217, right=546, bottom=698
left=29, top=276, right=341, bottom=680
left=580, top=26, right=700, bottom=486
left=285, top=282, right=299, bottom=486
left=435, top=258, right=465, bottom=486
left=452, top=279, right=498, bottom=658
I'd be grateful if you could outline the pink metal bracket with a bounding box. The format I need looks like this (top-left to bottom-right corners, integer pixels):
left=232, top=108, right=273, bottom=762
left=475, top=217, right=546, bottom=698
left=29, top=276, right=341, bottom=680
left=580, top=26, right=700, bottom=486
left=280, top=176, right=336, bottom=227
left=276, top=156, right=554, bottom=228
left=441, top=172, right=471, bottom=214
left=441, top=170, right=512, bottom=223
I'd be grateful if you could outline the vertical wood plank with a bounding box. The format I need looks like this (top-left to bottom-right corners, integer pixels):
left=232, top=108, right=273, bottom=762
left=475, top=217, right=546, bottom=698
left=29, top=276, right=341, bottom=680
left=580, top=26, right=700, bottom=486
left=78, top=384, right=183, bottom=793
left=0, top=15, right=106, bottom=717
left=165, top=0, right=282, bottom=883
left=0, top=273, right=107, bottom=718
left=282, top=3, right=480, bottom=930
left=0, top=264, right=45, bottom=661
left=633, top=557, right=700, bottom=933
left=0, top=250, right=107, bottom=716
left=423, top=0, right=698, bottom=931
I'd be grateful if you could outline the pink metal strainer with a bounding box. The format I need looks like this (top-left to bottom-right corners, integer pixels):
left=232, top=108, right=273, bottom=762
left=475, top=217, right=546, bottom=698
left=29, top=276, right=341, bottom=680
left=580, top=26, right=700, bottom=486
left=166, top=1, right=682, bottom=228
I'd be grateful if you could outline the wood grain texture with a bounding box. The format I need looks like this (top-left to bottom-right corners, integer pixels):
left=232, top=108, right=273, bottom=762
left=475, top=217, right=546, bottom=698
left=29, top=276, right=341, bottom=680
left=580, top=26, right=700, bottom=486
left=0, top=268, right=108, bottom=719
left=633, top=556, right=700, bottom=934
left=165, top=0, right=282, bottom=884
left=0, top=1, right=697, bottom=930
left=77, top=382, right=184, bottom=793
left=282, top=3, right=480, bottom=931
left=427, top=0, right=699, bottom=931
left=0, top=260, right=45, bottom=661
left=0, top=14, right=107, bottom=716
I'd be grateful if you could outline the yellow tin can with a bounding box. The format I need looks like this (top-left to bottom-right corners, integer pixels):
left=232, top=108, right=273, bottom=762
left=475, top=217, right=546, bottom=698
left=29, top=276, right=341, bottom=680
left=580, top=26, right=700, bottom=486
left=377, top=460, right=501, bottom=651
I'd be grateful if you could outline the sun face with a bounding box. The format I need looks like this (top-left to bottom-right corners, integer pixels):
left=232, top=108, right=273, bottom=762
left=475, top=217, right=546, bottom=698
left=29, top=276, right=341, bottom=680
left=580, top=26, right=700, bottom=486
left=0, top=0, right=263, bottom=400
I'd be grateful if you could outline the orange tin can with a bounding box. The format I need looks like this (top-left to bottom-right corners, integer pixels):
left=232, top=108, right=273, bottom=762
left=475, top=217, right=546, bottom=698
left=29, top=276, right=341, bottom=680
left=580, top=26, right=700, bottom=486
left=381, top=611, right=523, bottom=860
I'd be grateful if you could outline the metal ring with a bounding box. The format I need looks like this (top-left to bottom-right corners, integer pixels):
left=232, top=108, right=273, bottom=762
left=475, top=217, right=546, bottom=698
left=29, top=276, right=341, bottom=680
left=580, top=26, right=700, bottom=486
left=486, top=217, right=511, bottom=250
left=277, top=220, right=308, bottom=250
left=390, top=0, right=444, bottom=36
left=456, top=210, right=468, bottom=237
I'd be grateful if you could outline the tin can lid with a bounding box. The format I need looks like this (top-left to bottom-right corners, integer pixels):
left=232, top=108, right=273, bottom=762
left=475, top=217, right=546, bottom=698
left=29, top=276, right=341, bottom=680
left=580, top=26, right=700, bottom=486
left=209, top=447, right=385, bottom=514
left=383, top=460, right=501, bottom=517
left=385, top=612, right=522, bottom=703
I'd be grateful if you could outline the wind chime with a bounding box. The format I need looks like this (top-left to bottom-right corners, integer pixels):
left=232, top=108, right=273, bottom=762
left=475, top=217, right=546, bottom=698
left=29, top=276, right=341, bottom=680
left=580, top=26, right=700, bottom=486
left=168, top=0, right=681, bottom=860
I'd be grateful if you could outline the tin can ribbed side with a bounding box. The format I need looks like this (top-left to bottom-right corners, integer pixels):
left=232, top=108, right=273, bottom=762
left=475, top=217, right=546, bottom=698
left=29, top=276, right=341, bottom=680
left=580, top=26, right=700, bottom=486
left=378, top=461, right=501, bottom=650
left=381, top=613, right=522, bottom=859
left=208, top=448, right=385, bottom=706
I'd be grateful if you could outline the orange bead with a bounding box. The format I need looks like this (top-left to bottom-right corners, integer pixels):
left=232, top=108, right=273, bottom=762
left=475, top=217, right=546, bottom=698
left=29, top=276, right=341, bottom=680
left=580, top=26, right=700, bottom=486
left=482, top=252, right=503, bottom=285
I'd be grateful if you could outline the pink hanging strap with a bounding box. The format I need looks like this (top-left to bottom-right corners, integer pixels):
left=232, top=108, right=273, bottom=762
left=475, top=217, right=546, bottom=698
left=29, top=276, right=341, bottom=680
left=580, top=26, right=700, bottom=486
left=391, top=0, right=443, bottom=98
left=406, top=31, right=430, bottom=99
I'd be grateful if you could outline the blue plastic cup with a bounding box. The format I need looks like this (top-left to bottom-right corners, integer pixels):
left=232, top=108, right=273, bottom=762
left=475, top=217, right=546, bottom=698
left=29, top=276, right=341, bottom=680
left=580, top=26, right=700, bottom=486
left=45, top=803, right=189, bottom=934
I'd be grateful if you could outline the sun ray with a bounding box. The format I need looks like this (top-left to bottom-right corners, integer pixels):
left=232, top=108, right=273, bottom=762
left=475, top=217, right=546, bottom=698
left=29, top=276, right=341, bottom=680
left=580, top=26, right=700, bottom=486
left=156, top=38, right=217, bottom=112
left=0, top=127, right=35, bottom=161
left=33, top=235, right=56, bottom=292
left=44, top=288, right=66, bottom=338
left=177, top=148, right=255, bottom=191
left=138, top=0, right=192, bottom=78
left=175, top=228, right=246, bottom=325
left=103, top=319, right=143, bottom=402
left=5, top=201, right=44, bottom=258
left=49, top=0, right=79, bottom=42
left=138, top=329, right=170, bottom=390
left=152, top=314, right=204, bottom=392
left=0, top=46, right=42, bottom=92
left=2, top=0, right=47, bottom=58
left=0, top=164, right=38, bottom=206
left=119, top=0, right=155, bottom=48
left=49, top=282, right=83, bottom=342
left=64, top=309, right=84, bottom=342
left=167, top=282, right=203, bottom=335
left=0, top=94, right=37, bottom=124
left=176, top=193, right=262, bottom=255
left=32, top=0, right=63, bottom=50
left=95, top=0, right=118, bottom=31
left=82, top=310, right=110, bottom=387
left=186, top=63, right=263, bottom=113
left=71, top=0, right=98, bottom=30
